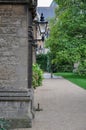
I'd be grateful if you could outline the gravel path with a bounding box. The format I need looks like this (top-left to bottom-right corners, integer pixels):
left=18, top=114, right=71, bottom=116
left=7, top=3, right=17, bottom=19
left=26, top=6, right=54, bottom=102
left=15, top=73, right=86, bottom=130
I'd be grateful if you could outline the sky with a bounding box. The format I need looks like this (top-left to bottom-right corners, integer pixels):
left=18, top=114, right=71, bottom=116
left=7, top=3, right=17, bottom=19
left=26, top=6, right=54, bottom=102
left=38, top=0, right=53, bottom=7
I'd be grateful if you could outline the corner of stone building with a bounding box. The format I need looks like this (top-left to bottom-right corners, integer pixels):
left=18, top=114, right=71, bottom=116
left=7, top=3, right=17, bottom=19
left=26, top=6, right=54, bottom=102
left=0, top=0, right=37, bottom=129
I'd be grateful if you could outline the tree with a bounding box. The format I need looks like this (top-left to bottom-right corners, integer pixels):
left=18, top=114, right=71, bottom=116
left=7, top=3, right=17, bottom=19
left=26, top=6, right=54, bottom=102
left=46, top=0, right=86, bottom=71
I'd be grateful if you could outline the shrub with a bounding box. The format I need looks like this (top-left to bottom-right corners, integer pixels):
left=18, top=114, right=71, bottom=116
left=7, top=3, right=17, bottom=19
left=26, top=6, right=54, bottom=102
left=76, top=60, right=86, bottom=76
left=32, top=64, right=43, bottom=89
left=36, top=54, right=48, bottom=71
left=55, top=61, right=73, bottom=72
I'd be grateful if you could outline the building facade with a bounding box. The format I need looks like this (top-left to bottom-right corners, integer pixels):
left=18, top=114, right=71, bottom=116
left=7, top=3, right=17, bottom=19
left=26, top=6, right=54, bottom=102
left=0, top=0, right=37, bottom=128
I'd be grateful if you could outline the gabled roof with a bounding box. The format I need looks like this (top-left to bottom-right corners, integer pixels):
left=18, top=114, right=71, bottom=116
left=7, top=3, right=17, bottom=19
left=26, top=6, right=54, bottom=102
left=37, top=1, right=57, bottom=20
left=37, top=7, right=55, bottom=20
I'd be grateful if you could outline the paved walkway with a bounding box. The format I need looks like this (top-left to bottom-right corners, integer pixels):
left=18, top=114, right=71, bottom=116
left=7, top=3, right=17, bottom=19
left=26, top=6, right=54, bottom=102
left=16, top=73, right=86, bottom=130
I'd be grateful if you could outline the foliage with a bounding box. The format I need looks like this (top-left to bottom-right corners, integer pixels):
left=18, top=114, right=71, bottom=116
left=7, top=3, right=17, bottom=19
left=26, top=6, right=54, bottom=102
left=56, top=62, right=73, bottom=72
left=36, top=54, right=48, bottom=71
left=32, top=64, right=43, bottom=89
left=36, top=53, right=57, bottom=73
left=36, top=53, right=73, bottom=72
left=55, top=72, right=86, bottom=89
left=76, top=60, right=86, bottom=76
left=0, top=119, right=9, bottom=130
left=46, top=0, right=86, bottom=67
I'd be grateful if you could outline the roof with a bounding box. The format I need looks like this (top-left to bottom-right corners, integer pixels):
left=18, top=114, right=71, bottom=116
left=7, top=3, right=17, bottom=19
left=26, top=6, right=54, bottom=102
left=37, top=7, right=55, bottom=20
left=37, top=1, right=57, bottom=20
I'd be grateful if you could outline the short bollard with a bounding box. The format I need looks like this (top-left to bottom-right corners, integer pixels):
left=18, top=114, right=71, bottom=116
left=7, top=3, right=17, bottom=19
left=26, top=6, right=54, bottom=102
left=35, top=103, right=43, bottom=112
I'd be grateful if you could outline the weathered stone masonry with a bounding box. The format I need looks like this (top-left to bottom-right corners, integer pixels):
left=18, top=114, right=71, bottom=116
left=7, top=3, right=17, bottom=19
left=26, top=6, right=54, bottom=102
left=0, top=0, right=37, bottom=128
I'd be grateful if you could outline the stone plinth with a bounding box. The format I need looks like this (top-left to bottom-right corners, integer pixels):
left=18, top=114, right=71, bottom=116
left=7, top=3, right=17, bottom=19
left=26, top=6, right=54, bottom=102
left=0, top=89, right=34, bottom=128
left=0, top=1, right=37, bottom=128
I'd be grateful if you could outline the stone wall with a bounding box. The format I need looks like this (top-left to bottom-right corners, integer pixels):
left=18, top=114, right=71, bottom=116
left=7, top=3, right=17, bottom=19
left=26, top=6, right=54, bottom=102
left=0, top=4, right=34, bottom=128
left=0, top=5, right=28, bottom=90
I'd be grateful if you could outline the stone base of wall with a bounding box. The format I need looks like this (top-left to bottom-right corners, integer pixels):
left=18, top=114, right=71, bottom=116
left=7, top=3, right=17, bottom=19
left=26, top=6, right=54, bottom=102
left=0, top=118, right=32, bottom=129
left=0, top=89, right=34, bottom=129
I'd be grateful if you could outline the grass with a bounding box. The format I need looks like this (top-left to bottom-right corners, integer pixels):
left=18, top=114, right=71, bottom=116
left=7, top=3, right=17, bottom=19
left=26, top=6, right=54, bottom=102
left=55, top=72, right=86, bottom=89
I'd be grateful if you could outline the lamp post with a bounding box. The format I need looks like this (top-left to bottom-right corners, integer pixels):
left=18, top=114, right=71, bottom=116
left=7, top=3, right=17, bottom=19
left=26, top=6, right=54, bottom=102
left=37, top=13, right=48, bottom=36
left=34, top=13, right=48, bottom=53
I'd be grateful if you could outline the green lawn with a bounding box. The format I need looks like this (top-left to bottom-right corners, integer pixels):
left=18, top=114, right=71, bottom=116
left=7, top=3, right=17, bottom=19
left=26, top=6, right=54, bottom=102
left=55, top=72, right=86, bottom=89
